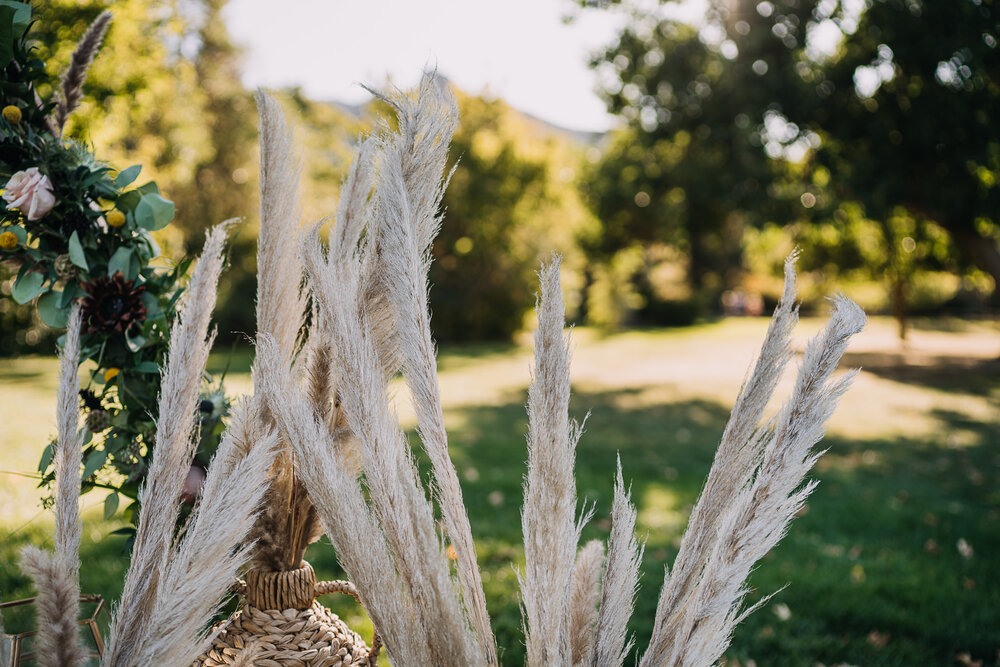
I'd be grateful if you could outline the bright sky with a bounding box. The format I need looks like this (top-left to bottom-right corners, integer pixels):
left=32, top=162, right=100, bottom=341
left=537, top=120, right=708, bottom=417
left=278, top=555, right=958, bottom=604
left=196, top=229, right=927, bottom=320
left=222, top=0, right=628, bottom=132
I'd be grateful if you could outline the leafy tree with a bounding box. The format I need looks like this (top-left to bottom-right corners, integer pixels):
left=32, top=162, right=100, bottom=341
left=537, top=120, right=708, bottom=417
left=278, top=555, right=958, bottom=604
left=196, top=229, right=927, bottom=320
left=430, top=91, right=595, bottom=341
left=580, top=0, right=999, bottom=324
left=793, top=0, right=1000, bottom=297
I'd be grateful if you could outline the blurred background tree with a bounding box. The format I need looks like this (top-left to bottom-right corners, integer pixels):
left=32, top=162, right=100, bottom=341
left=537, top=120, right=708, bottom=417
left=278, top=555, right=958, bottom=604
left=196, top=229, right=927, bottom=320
left=575, top=0, right=998, bottom=332
left=3, top=0, right=997, bottom=354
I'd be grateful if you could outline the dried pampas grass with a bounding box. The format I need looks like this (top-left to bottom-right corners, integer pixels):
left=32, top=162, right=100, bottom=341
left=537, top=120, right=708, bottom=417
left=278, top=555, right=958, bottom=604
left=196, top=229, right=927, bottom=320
left=19, top=305, right=85, bottom=667
left=569, top=540, right=604, bottom=666
left=104, top=222, right=277, bottom=666
left=520, top=255, right=588, bottom=667
left=55, top=11, right=112, bottom=132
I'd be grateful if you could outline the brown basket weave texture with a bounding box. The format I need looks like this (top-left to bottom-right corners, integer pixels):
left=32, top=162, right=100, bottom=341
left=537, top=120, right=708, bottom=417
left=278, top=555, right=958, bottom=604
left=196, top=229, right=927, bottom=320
left=196, top=561, right=381, bottom=666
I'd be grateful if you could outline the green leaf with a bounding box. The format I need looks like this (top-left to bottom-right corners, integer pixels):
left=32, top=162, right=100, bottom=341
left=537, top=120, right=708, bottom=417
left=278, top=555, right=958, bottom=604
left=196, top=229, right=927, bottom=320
left=60, top=282, right=82, bottom=307
left=117, top=190, right=141, bottom=211
left=3, top=225, right=26, bottom=244
left=125, top=329, right=146, bottom=352
left=0, top=6, right=16, bottom=68
left=133, top=361, right=160, bottom=374
left=82, top=448, right=107, bottom=480
left=37, top=442, right=54, bottom=473
left=0, top=1, right=31, bottom=33
left=38, top=289, right=69, bottom=328
left=134, top=193, right=174, bottom=231
left=141, top=291, right=164, bottom=320
left=68, top=231, right=89, bottom=270
left=137, top=181, right=161, bottom=195
left=12, top=270, right=44, bottom=304
left=103, top=492, right=119, bottom=520
left=113, top=165, right=142, bottom=189
left=107, top=247, right=138, bottom=281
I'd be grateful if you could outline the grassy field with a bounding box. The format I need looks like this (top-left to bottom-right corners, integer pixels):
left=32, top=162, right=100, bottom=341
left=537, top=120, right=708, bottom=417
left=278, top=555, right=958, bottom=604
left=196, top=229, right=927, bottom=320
left=1, top=316, right=998, bottom=665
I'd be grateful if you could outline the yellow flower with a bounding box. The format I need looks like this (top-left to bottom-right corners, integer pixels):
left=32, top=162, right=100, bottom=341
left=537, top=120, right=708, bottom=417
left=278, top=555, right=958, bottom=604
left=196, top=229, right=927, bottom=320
left=0, top=230, right=18, bottom=250
left=106, top=209, right=126, bottom=228
left=2, top=105, right=21, bottom=124
left=104, top=367, right=120, bottom=383
left=446, top=544, right=457, bottom=561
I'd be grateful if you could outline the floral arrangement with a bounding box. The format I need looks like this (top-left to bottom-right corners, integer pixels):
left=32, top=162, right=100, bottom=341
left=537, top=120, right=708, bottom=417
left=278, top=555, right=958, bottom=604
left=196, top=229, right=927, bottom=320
left=0, top=4, right=226, bottom=530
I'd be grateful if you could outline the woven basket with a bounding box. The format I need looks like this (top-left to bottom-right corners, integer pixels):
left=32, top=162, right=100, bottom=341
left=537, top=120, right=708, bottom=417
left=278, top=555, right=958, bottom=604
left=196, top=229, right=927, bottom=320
left=196, top=561, right=381, bottom=666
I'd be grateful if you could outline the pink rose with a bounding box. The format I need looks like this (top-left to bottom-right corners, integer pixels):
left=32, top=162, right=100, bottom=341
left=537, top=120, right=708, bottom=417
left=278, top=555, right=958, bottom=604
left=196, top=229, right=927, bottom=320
left=3, top=167, right=56, bottom=221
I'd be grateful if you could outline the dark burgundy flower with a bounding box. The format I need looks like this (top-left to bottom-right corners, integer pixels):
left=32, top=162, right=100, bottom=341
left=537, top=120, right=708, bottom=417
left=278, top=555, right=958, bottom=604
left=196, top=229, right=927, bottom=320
left=81, top=271, right=146, bottom=335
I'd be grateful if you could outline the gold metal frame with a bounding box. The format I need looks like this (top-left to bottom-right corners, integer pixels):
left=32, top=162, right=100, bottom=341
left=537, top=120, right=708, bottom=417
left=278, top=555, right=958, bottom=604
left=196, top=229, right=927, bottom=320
left=0, top=594, right=108, bottom=666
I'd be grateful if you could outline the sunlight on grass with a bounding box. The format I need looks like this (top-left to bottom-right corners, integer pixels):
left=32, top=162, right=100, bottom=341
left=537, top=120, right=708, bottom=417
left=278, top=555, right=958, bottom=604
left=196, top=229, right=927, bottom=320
left=2, top=316, right=998, bottom=663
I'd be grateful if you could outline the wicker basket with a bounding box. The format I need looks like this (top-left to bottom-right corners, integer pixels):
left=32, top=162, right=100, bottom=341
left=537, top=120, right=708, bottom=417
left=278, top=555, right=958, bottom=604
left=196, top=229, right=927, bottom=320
left=196, top=561, right=381, bottom=666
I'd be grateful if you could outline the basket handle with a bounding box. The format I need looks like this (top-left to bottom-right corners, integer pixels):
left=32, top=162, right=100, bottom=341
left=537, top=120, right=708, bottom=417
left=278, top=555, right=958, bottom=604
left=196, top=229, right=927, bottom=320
left=315, top=579, right=383, bottom=667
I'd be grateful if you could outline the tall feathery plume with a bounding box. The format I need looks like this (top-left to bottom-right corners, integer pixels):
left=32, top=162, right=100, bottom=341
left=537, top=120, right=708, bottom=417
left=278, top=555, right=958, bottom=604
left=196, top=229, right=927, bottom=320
left=130, top=409, right=279, bottom=666
left=367, top=74, right=496, bottom=664
left=590, top=459, right=644, bottom=667
left=19, top=305, right=85, bottom=667
left=55, top=11, right=112, bottom=131
left=307, top=233, right=484, bottom=665
left=255, top=335, right=433, bottom=666
left=569, top=540, right=604, bottom=667
left=520, top=255, right=588, bottom=666
left=644, top=295, right=867, bottom=667
left=249, top=89, right=313, bottom=572
left=646, top=252, right=801, bottom=654
left=103, top=222, right=233, bottom=667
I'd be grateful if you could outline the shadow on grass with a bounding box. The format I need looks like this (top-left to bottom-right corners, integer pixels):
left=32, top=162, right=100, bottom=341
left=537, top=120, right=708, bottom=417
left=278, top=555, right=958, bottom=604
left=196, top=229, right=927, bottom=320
left=843, top=351, right=1000, bottom=396
left=2, top=386, right=996, bottom=666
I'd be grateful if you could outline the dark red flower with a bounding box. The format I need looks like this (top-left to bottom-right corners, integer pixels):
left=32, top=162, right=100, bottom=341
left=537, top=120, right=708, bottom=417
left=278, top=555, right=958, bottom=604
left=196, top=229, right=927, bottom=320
left=81, top=271, right=146, bottom=335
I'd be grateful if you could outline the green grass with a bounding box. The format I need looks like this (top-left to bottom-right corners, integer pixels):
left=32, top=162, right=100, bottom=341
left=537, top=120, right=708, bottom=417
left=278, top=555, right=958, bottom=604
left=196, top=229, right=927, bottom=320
left=2, top=317, right=998, bottom=665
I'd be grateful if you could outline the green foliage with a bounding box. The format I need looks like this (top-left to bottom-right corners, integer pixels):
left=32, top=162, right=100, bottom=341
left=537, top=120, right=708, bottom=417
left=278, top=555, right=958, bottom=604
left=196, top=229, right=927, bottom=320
left=0, top=8, right=228, bottom=532
left=430, top=92, right=595, bottom=340
left=580, top=0, right=999, bottom=326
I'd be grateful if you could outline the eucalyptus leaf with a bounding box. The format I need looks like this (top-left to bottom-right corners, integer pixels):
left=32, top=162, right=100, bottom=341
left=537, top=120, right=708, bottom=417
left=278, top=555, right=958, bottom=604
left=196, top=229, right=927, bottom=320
left=82, top=448, right=108, bottom=480
left=134, top=193, right=174, bottom=231
left=134, top=361, right=161, bottom=374
left=60, top=282, right=82, bottom=307
left=113, top=165, right=142, bottom=189
left=37, top=442, right=53, bottom=473
left=125, top=329, right=146, bottom=352
left=117, top=190, right=141, bottom=211
left=141, top=291, right=164, bottom=320
left=0, top=6, right=16, bottom=68
left=0, top=0, right=31, bottom=32
left=103, top=492, right=119, bottom=520
left=38, top=289, right=69, bottom=328
left=68, top=231, right=89, bottom=270
left=3, top=225, right=26, bottom=244
left=12, top=271, right=45, bottom=304
left=108, top=247, right=138, bottom=281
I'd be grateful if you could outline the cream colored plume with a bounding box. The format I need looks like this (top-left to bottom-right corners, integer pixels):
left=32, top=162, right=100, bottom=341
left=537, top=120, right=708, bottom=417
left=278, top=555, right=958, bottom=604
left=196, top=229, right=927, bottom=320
left=19, top=305, right=85, bottom=667
left=520, top=255, right=589, bottom=667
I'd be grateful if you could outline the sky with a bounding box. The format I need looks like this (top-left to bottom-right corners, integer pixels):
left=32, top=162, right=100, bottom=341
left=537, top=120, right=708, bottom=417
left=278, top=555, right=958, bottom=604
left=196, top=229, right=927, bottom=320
left=222, top=0, right=629, bottom=133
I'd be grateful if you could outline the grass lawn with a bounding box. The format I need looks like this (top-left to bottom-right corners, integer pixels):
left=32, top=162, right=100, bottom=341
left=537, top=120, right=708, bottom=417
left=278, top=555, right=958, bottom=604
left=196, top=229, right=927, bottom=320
left=1, top=316, right=998, bottom=665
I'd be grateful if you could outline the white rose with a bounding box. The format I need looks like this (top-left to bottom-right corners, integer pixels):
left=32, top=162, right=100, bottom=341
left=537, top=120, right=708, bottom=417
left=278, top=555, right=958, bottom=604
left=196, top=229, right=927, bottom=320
left=3, top=167, right=56, bottom=221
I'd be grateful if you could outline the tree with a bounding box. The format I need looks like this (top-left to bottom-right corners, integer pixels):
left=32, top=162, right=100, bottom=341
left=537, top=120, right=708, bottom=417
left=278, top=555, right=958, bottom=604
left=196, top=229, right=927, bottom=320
left=795, top=0, right=1000, bottom=296
left=581, top=0, right=806, bottom=313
